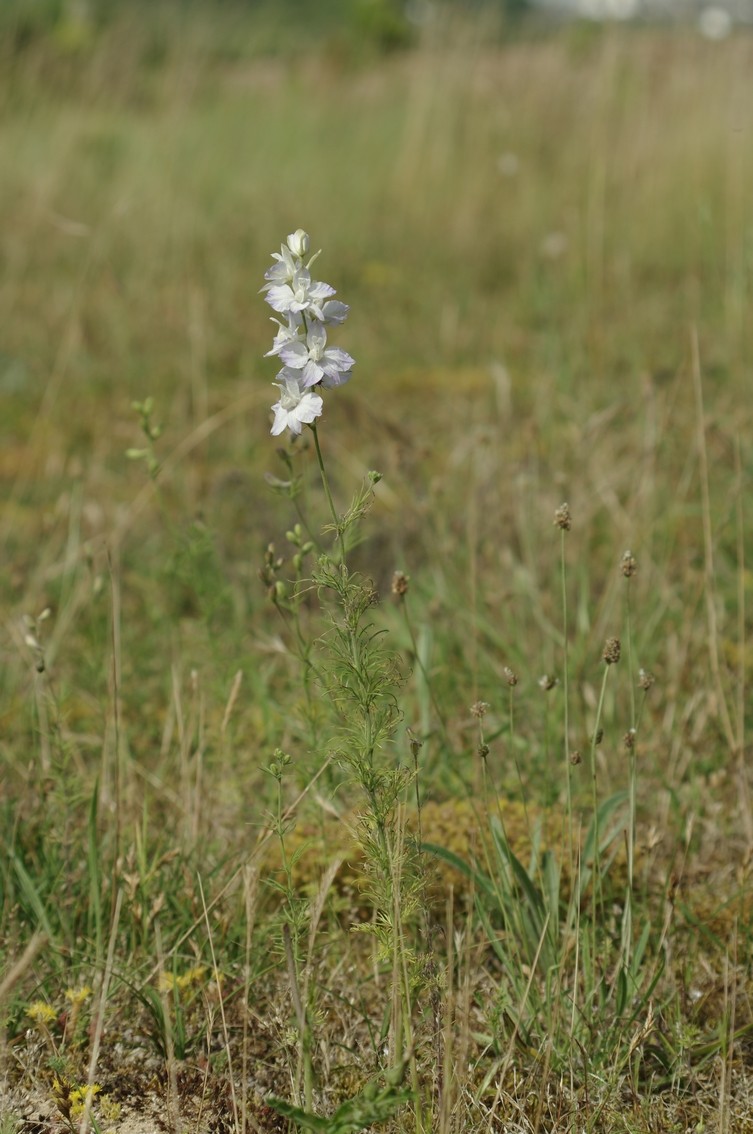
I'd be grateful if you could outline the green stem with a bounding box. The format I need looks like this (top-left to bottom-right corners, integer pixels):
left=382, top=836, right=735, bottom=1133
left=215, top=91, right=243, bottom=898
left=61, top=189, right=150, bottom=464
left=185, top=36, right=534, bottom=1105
left=588, top=663, right=612, bottom=958
left=624, top=579, right=637, bottom=970
left=310, top=421, right=346, bottom=566
left=561, top=530, right=573, bottom=874
left=625, top=579, right=636, bottom=892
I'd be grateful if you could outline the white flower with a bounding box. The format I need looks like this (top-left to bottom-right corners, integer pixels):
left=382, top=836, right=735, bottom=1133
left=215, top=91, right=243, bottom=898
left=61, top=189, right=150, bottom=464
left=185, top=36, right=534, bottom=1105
left=263, top=231, right=312, bottom=288
left=264, top=244, right=300, bottom=288
left=270, top=373, right=323, bottom=437
left=279, top=321, right=355, bottom=388
left=265, top=269, right=336, bottom=321
left=320, top=299, right=350, bottom=325
left=265, top=315, right=303, bottom=359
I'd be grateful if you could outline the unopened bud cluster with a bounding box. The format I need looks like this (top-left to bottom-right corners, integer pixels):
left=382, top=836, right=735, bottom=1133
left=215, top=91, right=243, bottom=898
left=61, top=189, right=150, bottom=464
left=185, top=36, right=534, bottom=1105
left=259, top=543, right=284, bottom=598
left=267, top=748, right=292, bottom=780
left=286, top=523, right=315, bottom=574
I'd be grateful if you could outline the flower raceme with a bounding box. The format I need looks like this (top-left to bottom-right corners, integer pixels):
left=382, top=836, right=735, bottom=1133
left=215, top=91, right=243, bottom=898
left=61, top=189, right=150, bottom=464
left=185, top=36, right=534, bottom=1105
left=263, top=230, right=354, bottom=437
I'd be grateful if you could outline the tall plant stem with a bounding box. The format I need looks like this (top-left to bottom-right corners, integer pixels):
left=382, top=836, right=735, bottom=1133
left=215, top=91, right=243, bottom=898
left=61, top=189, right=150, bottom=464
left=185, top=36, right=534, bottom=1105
left=620, top=578, right=637, bottom=973
left=561, top=530, right=573, bottom=873
left=310, top=422, right=346, bottom=566
left=589, top=663, right=612, bottom=963
left=625, top=578, right=636, bottom=892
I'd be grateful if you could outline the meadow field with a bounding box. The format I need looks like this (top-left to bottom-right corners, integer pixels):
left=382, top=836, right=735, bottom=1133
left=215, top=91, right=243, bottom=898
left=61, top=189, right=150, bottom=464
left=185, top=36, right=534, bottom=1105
left=1, top=3, right=752, bottom=1131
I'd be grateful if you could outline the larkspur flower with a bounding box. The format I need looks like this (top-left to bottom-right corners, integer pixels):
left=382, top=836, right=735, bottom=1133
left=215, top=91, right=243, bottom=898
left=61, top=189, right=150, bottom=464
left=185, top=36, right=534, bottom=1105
left=265, top=268, right=336, bottom=321
left=278, top=320, right=355, bottom=388
left=265, top=315, right=304, bottom=359
left=270, top=373, right=324, bottom=437
left=319, top=299, right=350, bottom=325
left=264, top=230, right=354, bottom=434
left=263, top=229, right=311, bottom=287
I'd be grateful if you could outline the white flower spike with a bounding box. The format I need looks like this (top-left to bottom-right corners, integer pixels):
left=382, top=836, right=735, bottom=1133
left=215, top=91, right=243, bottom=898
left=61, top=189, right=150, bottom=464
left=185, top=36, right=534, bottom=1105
left=264, top=229, right=354, bottom=435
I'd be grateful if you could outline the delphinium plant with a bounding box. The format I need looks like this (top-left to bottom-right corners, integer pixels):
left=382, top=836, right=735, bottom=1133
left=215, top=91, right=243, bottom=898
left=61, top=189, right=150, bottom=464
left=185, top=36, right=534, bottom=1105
left=260, top=230, right=421, bottom=1130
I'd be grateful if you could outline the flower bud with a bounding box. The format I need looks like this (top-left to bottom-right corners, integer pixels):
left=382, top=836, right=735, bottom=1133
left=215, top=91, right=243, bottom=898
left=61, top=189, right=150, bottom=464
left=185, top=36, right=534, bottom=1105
left=287, top=229, right=309, bottom=257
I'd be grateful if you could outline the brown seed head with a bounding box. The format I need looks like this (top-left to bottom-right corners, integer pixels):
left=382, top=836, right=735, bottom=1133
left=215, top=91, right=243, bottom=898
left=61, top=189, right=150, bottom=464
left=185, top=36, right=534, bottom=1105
left=478, top=743, right=490, bottom=760
left=407, top=728, right=423, bottom=759
left=624, top=729, right=636, bottom=750
left=470, top=700, right=490, bottom=719
left=594, top=728, right=604, bottom=746
left=539, top=674, right=558, bottom=692
left=603, top=638, right=621, bottom=665
left=638, top=668, right=655, bottom=692
left=570, top=750, right=582, bottom=766
left=391, top=570, right=409, bottom=597
left=503, top=666, right=518, bottom=687
left=621, top=550, right=637, bottom=578
left=554, top=502, right=572, bottom=531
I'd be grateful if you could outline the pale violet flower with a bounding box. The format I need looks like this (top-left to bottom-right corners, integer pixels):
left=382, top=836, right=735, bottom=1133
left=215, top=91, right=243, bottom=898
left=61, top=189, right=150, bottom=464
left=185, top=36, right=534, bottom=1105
left=270, top=374, right=323, bottom=437
left=265, top=269, right=335, bottom=321
left=279, top=321, right=355, bottom=389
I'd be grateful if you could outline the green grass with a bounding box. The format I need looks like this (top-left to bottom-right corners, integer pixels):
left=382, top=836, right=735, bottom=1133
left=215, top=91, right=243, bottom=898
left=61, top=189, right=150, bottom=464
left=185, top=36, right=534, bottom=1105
left=1, top=4, right=753, bottom=1132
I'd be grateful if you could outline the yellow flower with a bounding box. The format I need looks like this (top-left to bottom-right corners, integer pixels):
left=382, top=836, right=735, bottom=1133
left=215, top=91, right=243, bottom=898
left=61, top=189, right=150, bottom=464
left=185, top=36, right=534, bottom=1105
left=26, top=1001, right=57, bottom=1025
left=178, top=964, right=207, bottom=989
left=69, top=1084, right=101, bottom=1119
left=100, top=1096, right=122, bottom=1122
left=65, top=985, right=92, bottom=1006
left=158, top=965, right=206, bottom=993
